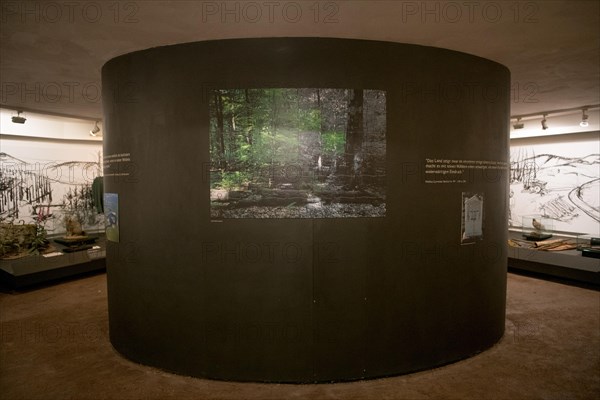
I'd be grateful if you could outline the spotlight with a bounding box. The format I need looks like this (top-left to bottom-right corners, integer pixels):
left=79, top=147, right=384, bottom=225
left=90, top=121, right=101, bottom=136
left=11, top=111, right=26, bottom=124
left=580, top=109, right=589, bottom=127
left=513, top=118, right=524, bottom=130
left=541, top=114, right=548, bottom=130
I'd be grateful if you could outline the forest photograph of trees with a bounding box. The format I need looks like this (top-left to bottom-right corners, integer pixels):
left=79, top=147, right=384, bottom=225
left=209, top=88, right=386, bottom=219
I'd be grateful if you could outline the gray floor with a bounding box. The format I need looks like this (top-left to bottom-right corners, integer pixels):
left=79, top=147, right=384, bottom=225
left=1, top=272, right=598, bottom=400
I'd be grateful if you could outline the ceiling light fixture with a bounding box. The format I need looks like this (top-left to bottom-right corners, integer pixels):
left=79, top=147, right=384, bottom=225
left=510, top=104, right=599, bottom=134
left=11, top=110, right=26, bottom=124
left=90, top=121, right=101, bottom=136
left=513, top=118, right=524, bottom=130
left=580, top=109, right=589, bottom=127
left=541, top=114, right=548, bottom=130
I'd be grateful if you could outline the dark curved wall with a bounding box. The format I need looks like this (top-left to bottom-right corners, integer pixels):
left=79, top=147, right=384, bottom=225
left=102, top=38, right=510, bottom=383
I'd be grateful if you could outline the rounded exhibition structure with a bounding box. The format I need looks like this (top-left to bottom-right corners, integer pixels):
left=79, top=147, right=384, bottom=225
left=102, top=38, right=510, bottom=382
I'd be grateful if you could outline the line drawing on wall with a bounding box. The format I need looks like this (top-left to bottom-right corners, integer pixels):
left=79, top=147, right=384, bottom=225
left=568, top=177, right=600, bottom=223
left=509, top=147, right=600, bottom=235
left=0, top=153, right=53, bottom=219
left=0, top=151, right=103, bottom=234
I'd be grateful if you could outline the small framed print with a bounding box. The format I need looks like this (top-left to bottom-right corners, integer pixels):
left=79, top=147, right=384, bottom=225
left=461, top=192, right=483, bottom=245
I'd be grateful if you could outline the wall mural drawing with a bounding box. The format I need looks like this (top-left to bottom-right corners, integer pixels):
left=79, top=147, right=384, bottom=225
left=209, top=88, right=386, bottom=219
left=569, top=177, right=600, bottom=223
left=510, top=143, right=600, bottom=236
left=0, top=149, right=103, bottom=235
left=0, top=153, right=53, bottom=218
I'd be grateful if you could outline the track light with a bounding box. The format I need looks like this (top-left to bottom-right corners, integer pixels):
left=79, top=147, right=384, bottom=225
left=513, top=118, right=524, bottom=130
left=510, top=104, right=598, bottom=133
left=580, top=109, right=589, bottom=127
left=541, top=114, right=548, bottom=130
left=90, top=121, right=101, bottom=136
left=11, top=110, right=26, bottom=124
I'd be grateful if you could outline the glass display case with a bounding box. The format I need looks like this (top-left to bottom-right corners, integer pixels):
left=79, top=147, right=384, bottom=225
left=522, top=215, right=553, bottom=241
left=576, top=235, right=600, bottom=259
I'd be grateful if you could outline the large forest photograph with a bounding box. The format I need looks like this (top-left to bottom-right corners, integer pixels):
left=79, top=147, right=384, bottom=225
left=209, top=88, right=386, bottom=219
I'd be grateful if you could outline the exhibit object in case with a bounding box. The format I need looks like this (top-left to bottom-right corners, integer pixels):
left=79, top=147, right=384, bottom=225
left=522, top=215, right=553, bottom=241
left=577, top=235, right=600, bottom=259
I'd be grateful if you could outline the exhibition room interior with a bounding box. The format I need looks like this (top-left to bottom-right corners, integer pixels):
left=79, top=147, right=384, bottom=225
left=1, top=1, right=599, bottom=399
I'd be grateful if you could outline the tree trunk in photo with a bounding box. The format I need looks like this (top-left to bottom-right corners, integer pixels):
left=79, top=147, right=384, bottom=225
left=344, top=89, right=364, bottom=187
left=229, top=112, right=237, bottom=168
left=269, top=89, right=278, bottom=187
left=317, top=89, right=324, bottom=157
left=245, top=89, right=253, bottom=145
left=214, top=90, right=226, bottom=169
left=316, top=88, right=321, bottom=108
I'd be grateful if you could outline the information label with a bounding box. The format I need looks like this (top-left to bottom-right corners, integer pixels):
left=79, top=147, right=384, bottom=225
left=424, top=158, right=507, bottom=184
left=103, top=153, right=133, bottom=177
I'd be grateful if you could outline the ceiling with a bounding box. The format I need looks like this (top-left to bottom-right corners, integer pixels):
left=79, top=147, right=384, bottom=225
left=1, top=0, right=599, bottom=121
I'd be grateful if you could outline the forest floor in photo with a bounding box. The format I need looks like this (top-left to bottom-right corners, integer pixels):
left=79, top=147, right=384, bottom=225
left=211, top=203, right=386, bottom=219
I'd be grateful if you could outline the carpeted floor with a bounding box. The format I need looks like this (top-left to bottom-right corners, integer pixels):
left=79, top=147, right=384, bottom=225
left=0, top=272, right=598, bottom=400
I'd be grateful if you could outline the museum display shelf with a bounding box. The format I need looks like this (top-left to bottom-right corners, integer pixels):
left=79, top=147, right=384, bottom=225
left=508, top=230, right=600, bottom=285
left=0, top=235, right=106, bottom=289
